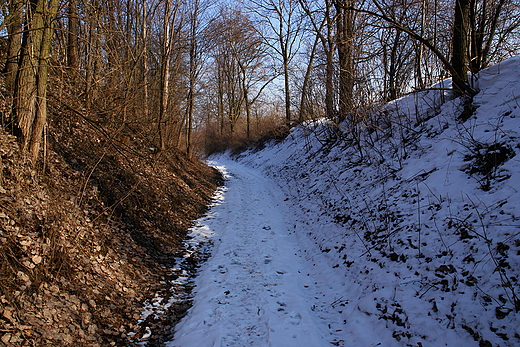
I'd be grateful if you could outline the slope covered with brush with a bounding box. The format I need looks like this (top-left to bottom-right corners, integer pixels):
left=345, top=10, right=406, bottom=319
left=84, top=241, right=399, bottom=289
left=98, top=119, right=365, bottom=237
left=0, top=85, right=221, bottom=346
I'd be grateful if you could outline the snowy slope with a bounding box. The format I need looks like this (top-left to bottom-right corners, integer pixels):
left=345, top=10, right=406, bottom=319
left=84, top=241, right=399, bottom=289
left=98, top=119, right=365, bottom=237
left=166, top=57, right=520, bottom=347
left=227, top=56, right=520, bottom=346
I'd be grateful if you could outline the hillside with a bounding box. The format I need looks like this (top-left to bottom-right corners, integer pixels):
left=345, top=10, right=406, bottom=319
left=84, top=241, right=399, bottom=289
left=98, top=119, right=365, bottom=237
left=188, top=56, right=520, bottom=346
left=0, top=90, right=221, bottom=345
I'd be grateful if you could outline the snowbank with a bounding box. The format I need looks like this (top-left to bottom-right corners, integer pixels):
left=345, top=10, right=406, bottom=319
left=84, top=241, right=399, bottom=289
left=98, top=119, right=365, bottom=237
left=232, top=56, right=520, bottom=346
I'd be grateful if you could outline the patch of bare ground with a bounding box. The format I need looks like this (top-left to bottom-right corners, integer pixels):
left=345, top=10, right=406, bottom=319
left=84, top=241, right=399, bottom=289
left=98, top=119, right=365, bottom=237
left=0, top=96, right=221, bottom=346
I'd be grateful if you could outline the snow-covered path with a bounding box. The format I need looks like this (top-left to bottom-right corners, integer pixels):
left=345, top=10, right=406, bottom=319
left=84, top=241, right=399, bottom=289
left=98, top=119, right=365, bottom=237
left=169, top=160, right=334, bottom=347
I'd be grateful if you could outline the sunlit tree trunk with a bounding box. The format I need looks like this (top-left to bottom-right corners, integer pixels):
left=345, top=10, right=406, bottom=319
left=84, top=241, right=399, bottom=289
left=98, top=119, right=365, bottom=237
left=159, top=0, right=173, bottom=151
left=324, top=0, right=336, bottom=120
left=335, top=0, right=355, bottom=121
left=141, top=0, right=150, bottom=122
left=4, top=0, right=24, bottom=93
left=299, top=33, right=320, bottom=122
left=85, top=0, right=101, bottom=108
left=186, top=0, right=201, bottom=156
left=12, top=0, right=59, bottom=164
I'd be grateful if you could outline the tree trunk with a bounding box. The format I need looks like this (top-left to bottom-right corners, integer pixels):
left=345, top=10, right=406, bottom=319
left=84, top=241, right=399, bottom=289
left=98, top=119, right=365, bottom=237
left=141, top=0, right=150, bottom=121
left=4, top=0, right=24, bottom=93
left=11, top=0, right=59, bottom=164
left=29, top=0, right=59, bottom=164
left=85, top=0, right=101, bottom=107
left=324, top=0, right=336, bottom=120
left=159, top=0, right=172, bottom=151
left=451, top=0, right=472, bottom=97
left=415, top=0, right=427, bottom=90
left=299, top=33, right=320, bottom=122
left=387, top=29, right=401, bottom=101
left=469, top=0, right=506, bottom=73
left=14, top=0, right=43, bottom=147
left=283, top=55, right=291, bottom=128
left=67, top=0, right=79, bottom=70
left=336, top=0, right=355, bottom=122
left=186, top=0, right=200, bottom=156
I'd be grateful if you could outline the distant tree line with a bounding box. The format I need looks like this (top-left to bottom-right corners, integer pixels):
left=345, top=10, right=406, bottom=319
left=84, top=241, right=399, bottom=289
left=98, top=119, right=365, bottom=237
left=1, top=0, right=519, bottom=160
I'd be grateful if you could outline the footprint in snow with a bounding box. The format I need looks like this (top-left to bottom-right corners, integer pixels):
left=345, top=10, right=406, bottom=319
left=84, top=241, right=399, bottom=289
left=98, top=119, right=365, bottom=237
left=264, top=255, right=273, bottom=264
left=287, top=312, right=302, bottom=326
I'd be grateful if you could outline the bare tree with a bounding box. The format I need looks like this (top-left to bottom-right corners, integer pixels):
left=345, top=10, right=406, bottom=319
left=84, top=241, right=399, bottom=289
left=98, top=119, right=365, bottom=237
left=67, top=0, right=80, bottom=70
left=9, top=0, right=60, bottom=164
left=158, top=0, right=182, bottom=151
left=208, top=7, right=269, bottom=137
left=364, top=0, right=475, bottom=97
left=451, top=0, right=471, bottom=97
left=298, top=0, right=337, bottom=120
left=247, top=0, right=302, bottom=127
left=335, top=0, right=357, bottom=121
left=469, top=0, right=519, bottom=73
left=3, top=0, right=24, bottom=93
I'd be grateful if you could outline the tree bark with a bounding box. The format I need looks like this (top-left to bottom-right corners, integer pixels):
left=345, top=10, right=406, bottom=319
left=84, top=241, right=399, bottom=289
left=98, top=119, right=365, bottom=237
left=415, top=0, right=427, bottom=90
left=11, top=0, right=59, bottom=164
left=159, top=0, right=173, bottom=151
left=186, top=0, right=200, bottom=156
left=29, top=0, right=59, bottom=164
left=335, top=0, right=355, bottom=122
left=141, top=0, right=150, bottom=122
left=14, top=0, right=42, bottom=147
left=85, top=0, right=101, bottom=107
left=451, top=0, right=471, bottom=97
left=4, top=0, right=24, bottom=93
left=324, top=0, right=335, bottom=120
left=299, top=32, right=320, bottom=122
left=67, top=0, right=79, bottom=70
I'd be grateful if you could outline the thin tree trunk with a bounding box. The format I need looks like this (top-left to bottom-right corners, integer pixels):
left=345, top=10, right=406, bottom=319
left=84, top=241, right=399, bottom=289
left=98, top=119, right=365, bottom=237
left=298, top=0, right=335, bottom=119
left=12, top=0, right=59, bottom=163
left=387, top=30, right=401, bottom=101
left=336, top=0, right=355, bottom=122
left=451, top=0, right=471, bottom=97
left=142, top=0, right=150, bottom=121
left=186, top=0, right=200, bottom=156
left=29, top=0, right=59, bottom=163
left=324, top=0, right=335, bottom=120
left=67, top=0, right=79, bottom=70
left=86, top=0, right=101, bottom=108
left=217, top=65, right=225, bottom=136
left=4, top=0, right=24, bottom=93
left=159, top=0, right=172, bottom=151
left=279, top=13, right=291, bottom=128
left=299, top=32, right=320, bottom=122
left=415, top=0, right=427, bottom=90
left=283, top=56, right=291, bottom=128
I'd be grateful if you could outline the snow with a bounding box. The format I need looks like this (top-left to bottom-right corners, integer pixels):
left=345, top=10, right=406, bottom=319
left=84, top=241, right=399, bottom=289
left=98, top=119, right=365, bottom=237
left=169, top=162, right=334, bottom=346
left=167, top=56, right=520, bottom=346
